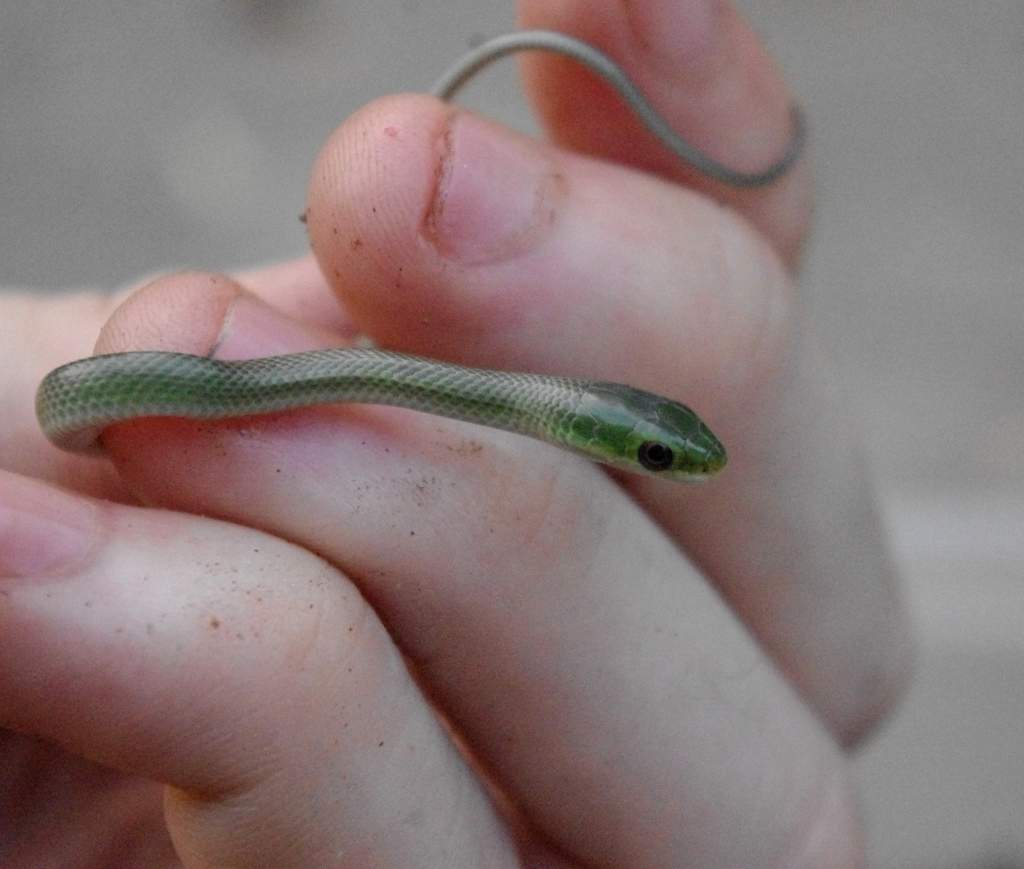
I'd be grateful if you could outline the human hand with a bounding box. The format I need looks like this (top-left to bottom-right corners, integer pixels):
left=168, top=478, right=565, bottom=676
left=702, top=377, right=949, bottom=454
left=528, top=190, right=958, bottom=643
left=1, top=2, right=908, bottom=867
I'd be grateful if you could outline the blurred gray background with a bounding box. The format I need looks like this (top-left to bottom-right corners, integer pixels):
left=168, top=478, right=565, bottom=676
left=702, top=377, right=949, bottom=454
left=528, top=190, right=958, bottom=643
left=2, top=2, right=1022, bottom=865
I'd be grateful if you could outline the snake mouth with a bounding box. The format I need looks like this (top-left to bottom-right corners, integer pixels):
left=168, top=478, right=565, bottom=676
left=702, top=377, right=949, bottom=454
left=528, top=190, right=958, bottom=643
left=687, top=424, right=727, bottom=477
left=705, top=446, right=728, bottom=475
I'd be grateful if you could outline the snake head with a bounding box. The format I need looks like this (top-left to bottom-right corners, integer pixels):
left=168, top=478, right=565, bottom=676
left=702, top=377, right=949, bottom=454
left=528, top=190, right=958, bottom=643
left=569, top=382, right=727, bottom=482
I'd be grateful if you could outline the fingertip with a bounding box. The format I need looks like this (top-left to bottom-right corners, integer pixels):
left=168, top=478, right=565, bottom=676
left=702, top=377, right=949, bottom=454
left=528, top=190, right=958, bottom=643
left=518, top=0, right=812, bottom=265
left=96, top=264, right=350, bottom=364
left=306, top=92, right=449, bottom=280
left=306, top=92, right=573, bottom=357
left=305, top=94, right=455, bottom=344
left=95, top=270, right=243, bottom=357
left=90, top=268, right=349, bottom=468
left=518, top=0, right=794, bottom=171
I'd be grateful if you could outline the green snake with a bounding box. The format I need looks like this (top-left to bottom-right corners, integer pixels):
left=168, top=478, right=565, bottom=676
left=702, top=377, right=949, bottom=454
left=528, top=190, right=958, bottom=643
left=36, top=31, right=804, bottom=480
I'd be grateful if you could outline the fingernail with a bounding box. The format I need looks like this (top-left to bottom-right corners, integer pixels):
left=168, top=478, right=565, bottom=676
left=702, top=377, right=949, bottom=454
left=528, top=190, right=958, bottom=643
left=425, top=112, right=562, bottom=265
left=623, top=0, right=723, bottom=76
left=0, top=474, right=97, bottom=579
left=213, top=291, right=334, bottom=360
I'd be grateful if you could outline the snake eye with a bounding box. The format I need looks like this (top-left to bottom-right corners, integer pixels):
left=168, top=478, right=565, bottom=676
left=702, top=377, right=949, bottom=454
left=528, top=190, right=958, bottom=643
left=638, top=441, right=674, bottom=471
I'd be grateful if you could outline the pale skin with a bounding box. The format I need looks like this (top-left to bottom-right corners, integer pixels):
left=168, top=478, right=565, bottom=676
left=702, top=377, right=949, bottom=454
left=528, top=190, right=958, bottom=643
left=0, top=2, right=910, bottom=867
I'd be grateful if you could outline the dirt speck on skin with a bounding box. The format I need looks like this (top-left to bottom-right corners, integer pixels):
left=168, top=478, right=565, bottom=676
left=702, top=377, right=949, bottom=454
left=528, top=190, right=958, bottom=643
left=407, top=474, right=440, bottom=508
left=441, top=438, right=484, bottom=457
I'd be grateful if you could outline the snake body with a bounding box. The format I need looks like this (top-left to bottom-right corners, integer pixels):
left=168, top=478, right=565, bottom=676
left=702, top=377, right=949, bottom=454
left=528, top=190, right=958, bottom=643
left=36, top=31, right=805, bottom=479
left=36, top=349, right=726, bottom=481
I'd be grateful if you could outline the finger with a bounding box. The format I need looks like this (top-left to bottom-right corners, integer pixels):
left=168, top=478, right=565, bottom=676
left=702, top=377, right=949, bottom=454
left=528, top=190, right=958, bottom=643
left=0, top=469, right=524, bottom=868
left=306, top=94, right=909, bottom=744
left=94, top=273, right=864, bottom=868
left=517, top=0, right=812, bottom=264
left=3, top=259, right=344, bottom=501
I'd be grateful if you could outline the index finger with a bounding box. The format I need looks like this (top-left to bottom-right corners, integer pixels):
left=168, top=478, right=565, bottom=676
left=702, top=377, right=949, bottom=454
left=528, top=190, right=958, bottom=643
left=518, top=0, right=812, bottom=264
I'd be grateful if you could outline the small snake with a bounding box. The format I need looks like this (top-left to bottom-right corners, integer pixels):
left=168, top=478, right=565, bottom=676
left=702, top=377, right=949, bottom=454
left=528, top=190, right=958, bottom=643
left=36, top=31, right=805, bottom=480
